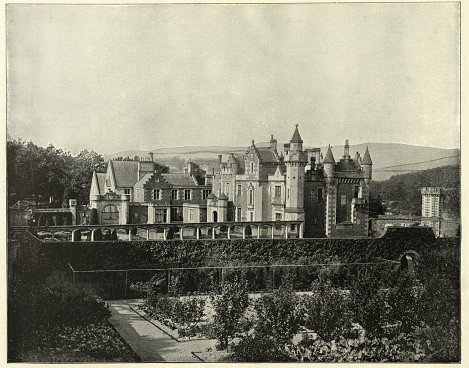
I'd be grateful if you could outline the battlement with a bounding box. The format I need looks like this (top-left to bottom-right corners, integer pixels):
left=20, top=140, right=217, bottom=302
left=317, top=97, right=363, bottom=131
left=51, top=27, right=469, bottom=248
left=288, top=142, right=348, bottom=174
left=421, top=187, right=441, bottom=195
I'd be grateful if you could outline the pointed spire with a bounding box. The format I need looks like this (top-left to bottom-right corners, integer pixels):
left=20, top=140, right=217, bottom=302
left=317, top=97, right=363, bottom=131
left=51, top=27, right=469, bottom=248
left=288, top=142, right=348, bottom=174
left=323, top=145, right=335, bottom=164
left=290, top=124, right=303, bottom=143
left=362, top=146, right=372, bottom=165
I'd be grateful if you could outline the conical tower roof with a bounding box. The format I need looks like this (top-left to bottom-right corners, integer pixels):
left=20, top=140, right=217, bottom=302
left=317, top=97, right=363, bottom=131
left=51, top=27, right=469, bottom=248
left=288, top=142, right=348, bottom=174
left=290, top=124, right=303, bottom=143
left=362, top=146, right=372, bottom=165
left=323, top=145, right=335, bottom=164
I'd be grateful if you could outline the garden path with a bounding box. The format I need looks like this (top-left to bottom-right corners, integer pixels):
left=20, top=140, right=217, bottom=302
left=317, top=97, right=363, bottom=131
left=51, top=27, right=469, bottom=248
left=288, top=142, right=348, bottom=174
left=108, top=300, right=215, bottom=362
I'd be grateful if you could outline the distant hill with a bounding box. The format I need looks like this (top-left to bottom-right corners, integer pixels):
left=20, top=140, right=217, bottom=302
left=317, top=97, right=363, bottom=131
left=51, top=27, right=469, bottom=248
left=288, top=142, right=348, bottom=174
left=370, top=164, right=460, bottom=216
left=105, top=142, right=460, bottom=181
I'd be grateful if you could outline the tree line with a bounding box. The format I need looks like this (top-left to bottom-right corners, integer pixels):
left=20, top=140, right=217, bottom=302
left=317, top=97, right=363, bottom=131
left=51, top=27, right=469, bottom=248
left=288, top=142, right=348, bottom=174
left=7, top=139, right=107, bottom=208
left=369, top=164, right=460, bottom=216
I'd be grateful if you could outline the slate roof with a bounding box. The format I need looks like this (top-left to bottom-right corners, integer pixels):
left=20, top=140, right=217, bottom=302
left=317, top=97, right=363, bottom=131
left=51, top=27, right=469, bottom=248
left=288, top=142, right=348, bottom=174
left=336, top=159, right=362, bottom=172
left=162, top=173, right=198, bottom=187
left=362, top=147, right=373, bottom=165
left=133, top=172, right=154, bottom=189
left=257, top=147, right=279, bottom=163
left=323, top=145, right=335, bottom=164
left=290, top=125, right=303, bottom=143
left=96, top=173, right=106, bottom=195
left=110, top=161, right=139, bottom=188
left=218, top=193, right=228, bottom=200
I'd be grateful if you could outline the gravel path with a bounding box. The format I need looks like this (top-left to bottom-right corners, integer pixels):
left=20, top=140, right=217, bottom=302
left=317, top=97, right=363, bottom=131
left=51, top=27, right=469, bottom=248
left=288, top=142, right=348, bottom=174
left=108, top=300, right=218, bottom=362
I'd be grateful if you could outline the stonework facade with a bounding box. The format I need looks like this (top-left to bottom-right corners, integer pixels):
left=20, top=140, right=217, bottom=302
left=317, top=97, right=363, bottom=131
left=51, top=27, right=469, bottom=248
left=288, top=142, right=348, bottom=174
left=89, top=126, right=373, bottom=238
left=208, top=126, right=373, bottom=238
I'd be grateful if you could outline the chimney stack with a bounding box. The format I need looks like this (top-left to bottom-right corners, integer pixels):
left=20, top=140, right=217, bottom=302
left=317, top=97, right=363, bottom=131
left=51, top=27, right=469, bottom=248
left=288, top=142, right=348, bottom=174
left=270, top=134, right=277, bottom=152
left=344, top=140, right=350, bottom=159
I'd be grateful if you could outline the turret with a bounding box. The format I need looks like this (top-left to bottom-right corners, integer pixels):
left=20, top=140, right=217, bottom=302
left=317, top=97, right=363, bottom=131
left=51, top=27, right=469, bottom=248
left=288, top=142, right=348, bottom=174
left=323, top=145, right=335, bottom=183
left=362, top=146, right=373, bottom=185
left=217, top=193, right=228, bottom=222
left=284, top=125, right=307, bottom=224
left=226, top=153, right=238, bottom=174
left=289, top=124, right=303, bottom=152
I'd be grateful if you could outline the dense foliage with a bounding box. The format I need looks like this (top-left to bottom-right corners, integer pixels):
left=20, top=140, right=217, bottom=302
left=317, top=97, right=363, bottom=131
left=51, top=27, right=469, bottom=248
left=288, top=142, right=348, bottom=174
left=11, top=229, right=459, bottom=362
left=8, top=235, right=140, bottom=362
left=370, top=164, right=460, bottom=216
left=7, top=139, right=170, bottom=207
left=7, top=139, right=106, bottom=207
left=210, top=279, right=250, bottom=349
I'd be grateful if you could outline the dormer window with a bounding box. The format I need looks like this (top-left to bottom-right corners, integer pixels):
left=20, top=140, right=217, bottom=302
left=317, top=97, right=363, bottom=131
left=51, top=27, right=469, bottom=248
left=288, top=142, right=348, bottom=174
left=251, top=162, right=254, bottom=173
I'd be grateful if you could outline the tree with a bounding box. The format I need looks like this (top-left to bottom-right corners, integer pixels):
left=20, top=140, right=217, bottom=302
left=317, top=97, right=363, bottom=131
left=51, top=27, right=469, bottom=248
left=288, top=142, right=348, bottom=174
left=253, top=288, right=301, bottom=344
left=210, top=279, right=249, bottom=350
left=301, top=279, right=351, bottom=341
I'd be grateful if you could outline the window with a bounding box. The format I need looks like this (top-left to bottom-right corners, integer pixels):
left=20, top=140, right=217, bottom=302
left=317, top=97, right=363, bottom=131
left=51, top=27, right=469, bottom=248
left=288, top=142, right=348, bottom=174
left=171, top=207, right=183, bottom=221
left=287, top=189, right=290, bottom=199
left=237, top=208, right=241, bottom=221
left=249, top=188, right=253, bottom=205
left=171, top=190, right=179, bottom=200
left=317, top=188, right=323, bottom=200
left=184, top=190, right=192, bottom=200
left=155, top=208, right=167, bottom=223
left=250, top=162, right=254, bottom=173
left=250, top=212, right=254, bottom=221
left=353, top=186, right=359, bottom=198
left=237, top=185, right=241, bottom=196
left=203, top=189, right=211, bottom=200
left=124, top=188, right=130, bottom=195
left=189, top=208, right=194, bottom=221
left=153, top=189, right=161, bottom=200
left=275, top=213, right=282, bottom=221
left=225, top=183, right=230, bottom=196
left=275, top=186, right=281, bottom=197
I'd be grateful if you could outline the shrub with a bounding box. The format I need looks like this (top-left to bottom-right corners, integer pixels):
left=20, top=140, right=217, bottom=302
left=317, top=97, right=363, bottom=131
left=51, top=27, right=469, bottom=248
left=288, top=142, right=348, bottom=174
left=253, top=288, right=302, bottom=344
left=210, top=279, right=249, bottom=350
left=300, top=279, right=351, bottom=341
left=231, top=335, right=294, bottom=362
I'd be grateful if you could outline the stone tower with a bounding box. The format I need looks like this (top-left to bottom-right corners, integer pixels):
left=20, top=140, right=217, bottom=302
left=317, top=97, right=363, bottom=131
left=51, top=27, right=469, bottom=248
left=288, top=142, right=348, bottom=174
left=323, top=145, right=336, bottom=237
left=284, top=125, right=308, bottom=232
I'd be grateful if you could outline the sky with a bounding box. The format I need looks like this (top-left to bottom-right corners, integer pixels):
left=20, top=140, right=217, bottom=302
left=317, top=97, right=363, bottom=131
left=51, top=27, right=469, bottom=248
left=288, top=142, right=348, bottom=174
left=6, top=3, right=460, bottom=155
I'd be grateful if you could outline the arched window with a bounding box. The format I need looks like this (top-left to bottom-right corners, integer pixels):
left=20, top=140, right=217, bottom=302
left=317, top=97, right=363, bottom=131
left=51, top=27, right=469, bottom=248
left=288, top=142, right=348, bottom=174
left=249, top=188, right=253, bottom=205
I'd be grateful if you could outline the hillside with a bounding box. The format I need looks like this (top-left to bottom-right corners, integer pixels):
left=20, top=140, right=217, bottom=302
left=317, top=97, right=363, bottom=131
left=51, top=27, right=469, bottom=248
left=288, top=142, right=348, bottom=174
left=369, top=164, right=460, bottom=216
left=105, top=142, right=459, bottom=181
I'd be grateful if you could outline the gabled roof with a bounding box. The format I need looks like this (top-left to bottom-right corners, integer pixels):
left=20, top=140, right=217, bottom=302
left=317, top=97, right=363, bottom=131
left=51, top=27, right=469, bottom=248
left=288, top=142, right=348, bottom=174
left=162, top=173, right=198, bottom=187
left=133, top=172, right=154, bottom=189
left=323, top=145, right=335, bottom=164
left=110, top=160, right=139, bottom=188
left=95, top=172, right=106, bottom=195
left=257, top=147, right=279, bottom=163
left=290, top=124, right=303, bottom=143
left=207, top=192, right=217, bottom=200
left=218, top=193, right=228, bottom=200
left=362, top=147, right=373, bottom=165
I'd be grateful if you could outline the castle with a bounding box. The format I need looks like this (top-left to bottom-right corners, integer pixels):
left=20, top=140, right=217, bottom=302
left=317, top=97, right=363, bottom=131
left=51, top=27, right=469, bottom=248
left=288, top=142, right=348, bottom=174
left=89, top=125, right=373, bottom=238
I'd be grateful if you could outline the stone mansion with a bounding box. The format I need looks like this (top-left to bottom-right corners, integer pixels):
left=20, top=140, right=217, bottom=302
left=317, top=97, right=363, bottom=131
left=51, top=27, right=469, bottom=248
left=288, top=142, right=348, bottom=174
left=89, top=126, right=373, bottom=237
